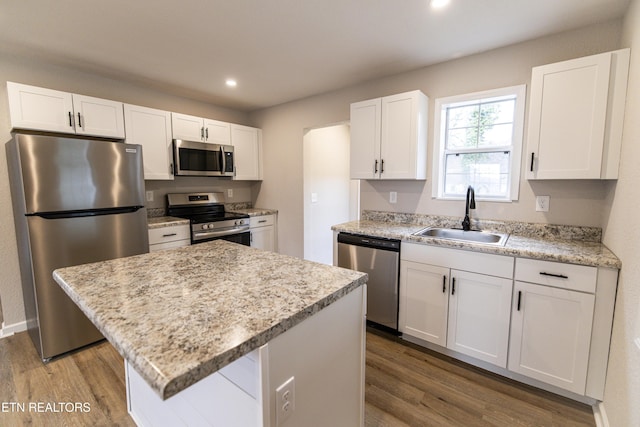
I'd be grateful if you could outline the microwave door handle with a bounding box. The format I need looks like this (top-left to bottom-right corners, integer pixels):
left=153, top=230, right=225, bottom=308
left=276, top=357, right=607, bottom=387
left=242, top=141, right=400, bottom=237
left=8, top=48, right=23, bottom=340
left=220, top=146, right=226, bottom=175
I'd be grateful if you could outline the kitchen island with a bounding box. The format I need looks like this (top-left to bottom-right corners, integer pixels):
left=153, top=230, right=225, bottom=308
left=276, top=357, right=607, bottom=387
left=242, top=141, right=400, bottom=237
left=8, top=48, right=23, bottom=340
left=53, top=240, right=367, bottom=426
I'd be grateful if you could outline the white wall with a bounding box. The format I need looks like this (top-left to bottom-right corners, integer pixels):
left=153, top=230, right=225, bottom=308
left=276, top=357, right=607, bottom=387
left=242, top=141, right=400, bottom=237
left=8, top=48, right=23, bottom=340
left=601, top=0, right=640, bottom=425
left=303, top=124, right=353, bottom=264
left=0, top=52, right=253, bottom=331
left=250, top=20, right=622, bottom=258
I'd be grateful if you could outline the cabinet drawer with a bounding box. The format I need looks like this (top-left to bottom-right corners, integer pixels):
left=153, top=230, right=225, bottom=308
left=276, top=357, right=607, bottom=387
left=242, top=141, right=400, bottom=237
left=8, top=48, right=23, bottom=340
left=515, top=258, right=597, bottom=293
left=250, top=215, right=274, bottom=228
left=148, top=224, right=190, bottom=245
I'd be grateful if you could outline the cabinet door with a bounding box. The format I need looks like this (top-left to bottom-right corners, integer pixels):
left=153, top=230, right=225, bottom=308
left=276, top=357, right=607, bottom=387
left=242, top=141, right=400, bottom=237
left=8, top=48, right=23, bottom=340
left=72, top=94, right=125, bottom=138
left=204, top=119, right=231, bottom=145
left=350, top=98, right=381, bottom=179
left=231, top=125, right=262, bottom=180
left=399, top=261, right=449, bottom=346
left=527, top=52, right=611, bottom=179
left=7, top=82, right=75, bottom=133
left=172, top=112, right=205, bottom=141
left=250, top=226, right=274, bottom=251
left=447, top=270, right=512, bottom=368
left=508, top=281, right=595, bottom=394
left=124, top=104, right=174, bottom=180
left=380, top=91, right=426, bottom=180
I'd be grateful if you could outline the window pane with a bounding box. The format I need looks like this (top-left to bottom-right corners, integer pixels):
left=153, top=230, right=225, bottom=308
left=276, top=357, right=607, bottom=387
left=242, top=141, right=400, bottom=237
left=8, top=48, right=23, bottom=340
left=479, top=123, right=513, bottom=147
left=443, top=152, right=510, bottom=198
left=447, top=104, right=479, bottom=129
left=482, top=99, right=515, bottom=125
left=447, top=127, right=479, bottom=149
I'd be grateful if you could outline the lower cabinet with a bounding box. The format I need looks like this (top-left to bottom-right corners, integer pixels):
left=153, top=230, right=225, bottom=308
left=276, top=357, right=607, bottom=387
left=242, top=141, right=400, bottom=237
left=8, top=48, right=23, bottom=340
left=148, top=224, right=190, bottom=252
left=399, top=243, right=514, bottom=368
left=249, top=215, right=276, bottom=252
left=508, top=259, right=598, bottom=395
left=447, top=270, right=512, bottom=368
left=399, top=242, right=618, bottom=401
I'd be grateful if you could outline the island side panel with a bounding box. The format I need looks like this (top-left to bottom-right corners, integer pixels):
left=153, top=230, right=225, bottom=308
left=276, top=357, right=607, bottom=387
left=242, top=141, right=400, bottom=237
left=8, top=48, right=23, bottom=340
left=124, top=285, right=366, bottom=426
left=265, top=284, right=366, bottom=426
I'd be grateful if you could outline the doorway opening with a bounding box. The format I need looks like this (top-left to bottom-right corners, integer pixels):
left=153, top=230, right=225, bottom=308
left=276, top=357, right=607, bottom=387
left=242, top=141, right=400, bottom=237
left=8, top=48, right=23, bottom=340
left=303, top=123, right=359, bottom=264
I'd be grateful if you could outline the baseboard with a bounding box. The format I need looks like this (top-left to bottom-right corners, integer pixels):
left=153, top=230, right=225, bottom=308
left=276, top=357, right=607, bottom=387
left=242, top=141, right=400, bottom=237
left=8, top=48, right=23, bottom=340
left=0, top=320, right=28, bottom=339
left=593, top=401, right=610, bottom=427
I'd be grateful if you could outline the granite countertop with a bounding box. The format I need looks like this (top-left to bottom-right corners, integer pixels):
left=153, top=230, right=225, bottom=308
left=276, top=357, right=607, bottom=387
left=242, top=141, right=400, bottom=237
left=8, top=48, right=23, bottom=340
left=332, top=219, right=621, bottom=269
left=229, top=207, right=278, bottom=217
left=53, top=241, right=366, bottom=400
left=147, top=216, right=190, bottom=229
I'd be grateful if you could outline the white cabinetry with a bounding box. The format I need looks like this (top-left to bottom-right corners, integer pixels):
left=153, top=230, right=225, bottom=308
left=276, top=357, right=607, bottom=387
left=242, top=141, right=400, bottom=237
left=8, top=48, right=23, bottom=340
left=124, top=104, right=174, bottom=180
left=447, top=270, right=513, bottom=368
left=526, top=49, right=630, bottom=180
left=350, top=90, right=428, bottom=180
left=249, top=215, right=275, bottom=252
left=171, top=112, right=231, bottom=144
left=7, top=82, right=125, bottom=138
left=231, top=124, right=263, bottom=180
left=400, top=243, right=514, bottom=368
left=148, top=224, right=190, bottom=252
left=508, top=259, right=597, bottom=395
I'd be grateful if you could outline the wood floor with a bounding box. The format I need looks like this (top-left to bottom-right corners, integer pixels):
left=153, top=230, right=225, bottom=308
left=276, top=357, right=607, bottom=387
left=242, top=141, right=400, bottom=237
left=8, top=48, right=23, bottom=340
left=0, top=331, right=595, bottom=426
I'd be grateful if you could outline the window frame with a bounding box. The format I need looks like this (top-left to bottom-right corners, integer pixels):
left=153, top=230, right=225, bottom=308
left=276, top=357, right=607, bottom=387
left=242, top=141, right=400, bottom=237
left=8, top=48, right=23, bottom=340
left=431, top=84, right=526, bottom=202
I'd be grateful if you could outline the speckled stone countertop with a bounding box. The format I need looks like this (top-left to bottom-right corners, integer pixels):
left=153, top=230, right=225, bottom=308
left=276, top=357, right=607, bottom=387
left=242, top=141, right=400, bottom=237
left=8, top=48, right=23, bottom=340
left=332, top=214, right=621, bottom=269
left=53, top=240, right=366, bottom=400
left=147, top=216, right=190, bottom=229
left=228, top=207, right=278, bottom=216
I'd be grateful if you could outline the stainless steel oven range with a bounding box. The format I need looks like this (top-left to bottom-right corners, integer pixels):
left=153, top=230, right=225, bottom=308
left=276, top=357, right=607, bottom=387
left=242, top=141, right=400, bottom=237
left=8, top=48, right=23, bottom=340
left=167, top=192, right=250, bottom=246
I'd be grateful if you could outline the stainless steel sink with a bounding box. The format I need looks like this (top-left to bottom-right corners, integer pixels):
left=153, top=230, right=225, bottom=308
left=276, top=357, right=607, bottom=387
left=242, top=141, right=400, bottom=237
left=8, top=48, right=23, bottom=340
left=413, top=227, right=509, bottom=246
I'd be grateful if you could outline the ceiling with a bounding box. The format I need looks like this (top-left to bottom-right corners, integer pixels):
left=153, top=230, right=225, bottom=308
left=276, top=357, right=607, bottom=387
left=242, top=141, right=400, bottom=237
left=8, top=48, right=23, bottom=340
left=0, top=0, right=630, bottom=112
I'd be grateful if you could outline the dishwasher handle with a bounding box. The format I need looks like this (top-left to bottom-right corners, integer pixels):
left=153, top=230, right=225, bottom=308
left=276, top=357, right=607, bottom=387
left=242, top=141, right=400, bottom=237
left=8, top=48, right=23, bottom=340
left=337, top=232, right=400, bottom=251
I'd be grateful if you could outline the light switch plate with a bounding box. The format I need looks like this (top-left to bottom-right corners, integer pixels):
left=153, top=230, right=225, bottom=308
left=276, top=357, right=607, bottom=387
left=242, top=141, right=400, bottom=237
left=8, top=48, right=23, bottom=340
left=145, top=191, right=154, bottom=202
left=389, top=191, right=397, bottom=204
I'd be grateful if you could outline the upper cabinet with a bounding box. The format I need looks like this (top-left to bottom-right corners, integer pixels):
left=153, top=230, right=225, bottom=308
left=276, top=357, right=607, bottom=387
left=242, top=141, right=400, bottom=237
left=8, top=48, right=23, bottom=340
left=350, top=90, right=428, bottom=180
left=231, top=124, right=263, bottom=181
left=171, top=112, right=231, bottom=144
left=124, top=104, right=174, bottom=181
left=7, top=82, right=125, bottom=138
left=526, top=49, right=630, bottom=180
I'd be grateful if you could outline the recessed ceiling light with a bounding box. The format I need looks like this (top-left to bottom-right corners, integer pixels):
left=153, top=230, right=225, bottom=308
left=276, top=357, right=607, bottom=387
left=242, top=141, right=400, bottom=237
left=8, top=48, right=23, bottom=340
left=225, top=79, right=237, bottom=88
left=430, top=0, right=450, bottom=9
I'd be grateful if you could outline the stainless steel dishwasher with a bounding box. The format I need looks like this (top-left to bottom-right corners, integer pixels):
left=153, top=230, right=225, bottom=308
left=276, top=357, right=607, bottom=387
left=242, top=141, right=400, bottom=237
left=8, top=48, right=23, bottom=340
left=337, top=233, right=400, bottom=332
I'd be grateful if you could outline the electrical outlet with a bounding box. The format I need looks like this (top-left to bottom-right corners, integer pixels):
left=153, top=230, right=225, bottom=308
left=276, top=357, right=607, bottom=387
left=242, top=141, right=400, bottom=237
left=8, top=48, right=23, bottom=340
left=276, top=376, right=295, bottom=426
left=389, top=191, right=397, bottom=204
left=145, top=191, right=154, bottom=202
left=227, top=188, right=233, bottom=198
left=535, top=195, right=550, bottom=212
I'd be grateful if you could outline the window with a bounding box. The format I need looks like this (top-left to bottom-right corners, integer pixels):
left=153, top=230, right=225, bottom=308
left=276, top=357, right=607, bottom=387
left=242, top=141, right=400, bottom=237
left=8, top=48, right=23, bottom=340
left=432, top=85, right=526, bottom=201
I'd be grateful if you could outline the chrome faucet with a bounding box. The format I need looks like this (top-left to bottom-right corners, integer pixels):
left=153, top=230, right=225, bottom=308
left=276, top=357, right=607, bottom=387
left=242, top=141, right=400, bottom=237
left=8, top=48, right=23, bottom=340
left=461, top=185, right=476, bottom=231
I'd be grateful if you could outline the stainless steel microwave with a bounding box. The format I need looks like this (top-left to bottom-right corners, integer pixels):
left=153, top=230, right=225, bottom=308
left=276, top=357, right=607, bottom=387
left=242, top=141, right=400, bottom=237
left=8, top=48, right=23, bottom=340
left=173, top=139, right=234, bottom=177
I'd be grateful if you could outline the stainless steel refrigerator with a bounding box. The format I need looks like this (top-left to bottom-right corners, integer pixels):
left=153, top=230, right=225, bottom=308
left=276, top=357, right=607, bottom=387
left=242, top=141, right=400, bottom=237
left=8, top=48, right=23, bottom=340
left=6, top=133, right=149, bottom=361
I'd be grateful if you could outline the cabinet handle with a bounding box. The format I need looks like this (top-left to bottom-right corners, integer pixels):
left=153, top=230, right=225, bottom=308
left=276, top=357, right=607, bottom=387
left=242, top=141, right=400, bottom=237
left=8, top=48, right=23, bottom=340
left=77, top=112, right=82, bottom=129
left=205, top=128, right=209, bottom=140
left=517, top=291, right=522, bottom=311
left=250, top=232, right=253, bottom=242
left=258, top=220, right=267, bottom=223
left=530, top=153, right=535, bottom=172
left=381, top=159, right=385, bottom=174
left=442, top=275, right=446, bottom=293
left=201, top=127, right=205, bottom=139
left=451, top=277, right=456, bottom=295
left=374, top=159, right=378, bottom=174
left=162, top=233, right=177, bottom=238
left=170, top=163, right=174, bottom=175
left=68, top=111, right=73, bottom=127
left=539, top=271, right=569, bottom=279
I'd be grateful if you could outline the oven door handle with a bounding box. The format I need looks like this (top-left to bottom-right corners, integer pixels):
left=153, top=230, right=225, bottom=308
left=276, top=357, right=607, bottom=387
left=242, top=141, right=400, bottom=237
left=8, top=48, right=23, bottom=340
left=193, top=227, right=249, bottom=240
